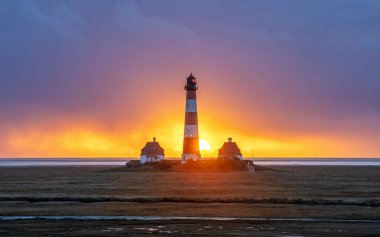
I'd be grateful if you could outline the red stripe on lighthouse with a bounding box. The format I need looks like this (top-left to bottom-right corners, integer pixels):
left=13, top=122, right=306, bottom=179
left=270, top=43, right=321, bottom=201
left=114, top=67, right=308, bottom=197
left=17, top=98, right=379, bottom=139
left=184, top=112, right=198, bottom=125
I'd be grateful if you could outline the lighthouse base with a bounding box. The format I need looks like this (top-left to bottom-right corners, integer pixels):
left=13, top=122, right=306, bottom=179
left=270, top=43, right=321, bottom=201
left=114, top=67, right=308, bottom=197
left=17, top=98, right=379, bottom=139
left=181, top=154, right=201, bottom=163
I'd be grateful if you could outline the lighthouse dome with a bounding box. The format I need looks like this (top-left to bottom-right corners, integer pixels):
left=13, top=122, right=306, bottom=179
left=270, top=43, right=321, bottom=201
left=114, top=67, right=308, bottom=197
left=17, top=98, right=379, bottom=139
left=185, top=73, right=198, bottom=90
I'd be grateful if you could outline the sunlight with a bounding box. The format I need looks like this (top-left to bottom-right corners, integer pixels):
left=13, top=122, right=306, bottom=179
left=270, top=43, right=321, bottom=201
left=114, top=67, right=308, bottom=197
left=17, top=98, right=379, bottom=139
left=199, top=139, right=211, bottom=151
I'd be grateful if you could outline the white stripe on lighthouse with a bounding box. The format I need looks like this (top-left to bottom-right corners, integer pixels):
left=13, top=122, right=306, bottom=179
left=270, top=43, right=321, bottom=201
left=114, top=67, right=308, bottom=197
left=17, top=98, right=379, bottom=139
left=184, top=125, right=199, bottom=137
left=185, top=99, right=197, bottom=112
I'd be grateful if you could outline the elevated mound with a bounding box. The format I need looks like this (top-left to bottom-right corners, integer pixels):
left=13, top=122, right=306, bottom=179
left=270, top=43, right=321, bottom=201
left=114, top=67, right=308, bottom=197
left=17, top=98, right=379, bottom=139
left=117, top=159, right=275, bottom=172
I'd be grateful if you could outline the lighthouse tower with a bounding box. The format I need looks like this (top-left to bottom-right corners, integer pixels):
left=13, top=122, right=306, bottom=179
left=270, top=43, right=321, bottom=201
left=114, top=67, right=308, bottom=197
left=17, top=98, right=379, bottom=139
left=182, top=73, right=201, bottom=163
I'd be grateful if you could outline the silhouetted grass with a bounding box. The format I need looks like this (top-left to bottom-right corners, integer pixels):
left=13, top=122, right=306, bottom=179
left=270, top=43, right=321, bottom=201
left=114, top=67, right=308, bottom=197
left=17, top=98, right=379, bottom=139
left=1, top=196, right=378, bottom=207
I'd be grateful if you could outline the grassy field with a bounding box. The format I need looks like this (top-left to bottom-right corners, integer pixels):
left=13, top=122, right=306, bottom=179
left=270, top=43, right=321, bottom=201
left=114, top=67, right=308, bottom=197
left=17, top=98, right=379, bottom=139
left=0, top=166, right=379, bottom=236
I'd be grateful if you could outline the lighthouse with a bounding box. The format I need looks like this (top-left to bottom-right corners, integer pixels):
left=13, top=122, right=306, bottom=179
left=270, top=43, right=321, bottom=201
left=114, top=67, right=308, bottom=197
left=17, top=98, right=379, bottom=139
left=182, top=73, right=201, bottom=163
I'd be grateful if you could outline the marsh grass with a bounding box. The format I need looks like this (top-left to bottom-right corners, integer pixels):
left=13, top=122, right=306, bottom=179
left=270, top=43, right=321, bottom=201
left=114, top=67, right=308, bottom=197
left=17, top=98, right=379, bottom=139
left=0, top=166, right=379, bottom=219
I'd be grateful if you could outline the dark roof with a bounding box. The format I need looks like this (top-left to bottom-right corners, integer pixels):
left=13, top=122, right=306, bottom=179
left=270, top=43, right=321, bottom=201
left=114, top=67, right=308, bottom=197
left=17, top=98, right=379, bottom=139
left=141, top=141, right=164, bottom=157
left=187, top=73, right=196, bottom=80
left=218, top=141, right=242, bottom=157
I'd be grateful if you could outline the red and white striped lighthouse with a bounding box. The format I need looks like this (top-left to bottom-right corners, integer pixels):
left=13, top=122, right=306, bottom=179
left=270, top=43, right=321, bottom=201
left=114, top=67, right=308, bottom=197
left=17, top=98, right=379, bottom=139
left=182, top=73, right=201, bottom=163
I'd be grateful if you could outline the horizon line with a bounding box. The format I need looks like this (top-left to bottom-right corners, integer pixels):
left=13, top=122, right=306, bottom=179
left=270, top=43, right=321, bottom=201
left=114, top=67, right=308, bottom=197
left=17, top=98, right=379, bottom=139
left=1, top=157, right=380, bottom=159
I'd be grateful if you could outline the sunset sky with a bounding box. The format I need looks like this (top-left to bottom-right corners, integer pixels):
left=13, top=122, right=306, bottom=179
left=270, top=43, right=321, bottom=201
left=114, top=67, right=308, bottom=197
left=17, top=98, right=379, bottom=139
left=1, top=0, right=380, bottom=158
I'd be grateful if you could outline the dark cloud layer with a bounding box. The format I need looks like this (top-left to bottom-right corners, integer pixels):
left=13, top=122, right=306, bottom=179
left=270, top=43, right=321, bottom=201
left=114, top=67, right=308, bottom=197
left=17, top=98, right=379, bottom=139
left=1, top=0, right=380, bottom=157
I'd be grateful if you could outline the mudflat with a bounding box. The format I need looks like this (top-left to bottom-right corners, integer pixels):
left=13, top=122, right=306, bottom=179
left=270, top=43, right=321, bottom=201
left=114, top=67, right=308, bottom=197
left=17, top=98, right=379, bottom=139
left=0, top=166, right=379, bottom=236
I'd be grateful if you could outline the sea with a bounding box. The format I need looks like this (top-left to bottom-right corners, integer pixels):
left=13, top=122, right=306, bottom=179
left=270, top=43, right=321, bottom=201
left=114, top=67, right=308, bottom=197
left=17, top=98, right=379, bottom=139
left=0, top=158, right=380, bottom=167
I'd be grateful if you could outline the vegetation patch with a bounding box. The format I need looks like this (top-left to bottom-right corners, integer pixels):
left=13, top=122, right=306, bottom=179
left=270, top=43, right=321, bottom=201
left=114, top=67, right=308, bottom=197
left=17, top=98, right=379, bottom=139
left=1, top=196, right=379, bottom=207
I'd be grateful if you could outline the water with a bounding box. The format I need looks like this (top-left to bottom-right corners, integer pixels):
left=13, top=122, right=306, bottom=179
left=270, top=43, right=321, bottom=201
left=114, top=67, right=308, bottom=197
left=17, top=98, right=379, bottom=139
left=0, top=158, right=126, bottom=167
left=0, top=158, right=380, bottom=167
left=251, top=158, right=380, bottom=166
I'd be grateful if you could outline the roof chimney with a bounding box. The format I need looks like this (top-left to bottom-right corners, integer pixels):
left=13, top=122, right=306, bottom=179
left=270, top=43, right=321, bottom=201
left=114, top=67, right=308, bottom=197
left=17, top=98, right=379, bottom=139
left=153, top=137, right=156, bottom=142
left=228, top=138, right=232, bottom=142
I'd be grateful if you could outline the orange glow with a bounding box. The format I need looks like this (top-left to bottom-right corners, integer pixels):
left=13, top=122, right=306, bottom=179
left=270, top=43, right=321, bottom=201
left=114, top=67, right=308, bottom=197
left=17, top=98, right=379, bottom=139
left=1, top=70, right=379, bottom=159
left=1, top=109, right=379, bottom=159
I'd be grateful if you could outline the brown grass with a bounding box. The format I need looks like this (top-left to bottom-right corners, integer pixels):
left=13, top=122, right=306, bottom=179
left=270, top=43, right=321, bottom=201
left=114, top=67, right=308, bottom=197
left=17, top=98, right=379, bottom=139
left=0, top=166, right=379, bottom=219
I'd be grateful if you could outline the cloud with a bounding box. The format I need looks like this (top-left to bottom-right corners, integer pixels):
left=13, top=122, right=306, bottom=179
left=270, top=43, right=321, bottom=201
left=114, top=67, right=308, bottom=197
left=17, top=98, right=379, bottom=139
left=1, top=0, right=380, bottom=157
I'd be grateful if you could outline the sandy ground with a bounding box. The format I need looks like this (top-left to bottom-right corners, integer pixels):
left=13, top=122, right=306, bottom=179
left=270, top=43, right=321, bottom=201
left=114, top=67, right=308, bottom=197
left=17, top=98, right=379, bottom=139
left=0, top=166, right=379, bottom=236
left=1, top=219, right=380, bottom=236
